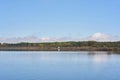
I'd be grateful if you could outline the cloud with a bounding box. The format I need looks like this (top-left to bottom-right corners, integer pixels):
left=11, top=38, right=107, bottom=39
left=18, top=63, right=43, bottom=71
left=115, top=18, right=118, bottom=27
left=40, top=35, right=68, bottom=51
left=0, top=36, right=40, bottom=43
left=0, top=32, right=120, bottom=43
left=86, top=32, right=110, bottom=41
left=81, top=32, right=120, bottom=42
left=0, top=36, right=73, bottom=43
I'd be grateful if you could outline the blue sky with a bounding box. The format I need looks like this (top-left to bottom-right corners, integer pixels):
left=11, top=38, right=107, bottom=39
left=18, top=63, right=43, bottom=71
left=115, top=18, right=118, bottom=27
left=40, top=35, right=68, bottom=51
left=0, top=0, right=120, bottom=42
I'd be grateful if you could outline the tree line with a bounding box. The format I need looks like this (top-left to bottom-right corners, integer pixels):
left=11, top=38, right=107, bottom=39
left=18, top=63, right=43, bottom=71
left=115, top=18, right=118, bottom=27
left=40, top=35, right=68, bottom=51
left=0, top=41, right=120, bottom=51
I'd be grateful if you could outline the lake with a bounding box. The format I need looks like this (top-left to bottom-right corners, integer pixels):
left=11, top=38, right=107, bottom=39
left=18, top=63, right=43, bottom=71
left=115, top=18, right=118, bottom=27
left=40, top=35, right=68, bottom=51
left=0, top=51, right=120, bottom=80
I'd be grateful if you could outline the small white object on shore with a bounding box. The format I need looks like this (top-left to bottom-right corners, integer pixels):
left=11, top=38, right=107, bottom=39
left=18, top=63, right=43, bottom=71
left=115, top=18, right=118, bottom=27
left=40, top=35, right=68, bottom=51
left=57, top=46, right=60, bottom=51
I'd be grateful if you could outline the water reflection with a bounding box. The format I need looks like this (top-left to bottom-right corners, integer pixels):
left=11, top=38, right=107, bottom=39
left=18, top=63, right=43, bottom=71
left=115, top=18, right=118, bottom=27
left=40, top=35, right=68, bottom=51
left=0, top=51, right=120, bottom=80
left=92, top=54, right=108, bottom=63
left=0, top=51, right=118, bottom=63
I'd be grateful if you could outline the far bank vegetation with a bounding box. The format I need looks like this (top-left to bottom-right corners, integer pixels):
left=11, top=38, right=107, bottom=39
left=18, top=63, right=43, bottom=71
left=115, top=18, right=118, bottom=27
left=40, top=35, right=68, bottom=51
left=0, top=41, right=120, bottom=51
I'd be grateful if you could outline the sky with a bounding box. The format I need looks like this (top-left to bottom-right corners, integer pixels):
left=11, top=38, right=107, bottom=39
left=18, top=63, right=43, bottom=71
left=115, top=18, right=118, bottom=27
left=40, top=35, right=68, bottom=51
left=0, top=0, right=120, bottom=43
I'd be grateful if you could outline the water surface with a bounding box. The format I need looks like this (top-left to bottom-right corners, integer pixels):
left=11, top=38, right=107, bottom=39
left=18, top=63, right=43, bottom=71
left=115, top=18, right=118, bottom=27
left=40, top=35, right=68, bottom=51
left=0, top=51, right=120, bottom=80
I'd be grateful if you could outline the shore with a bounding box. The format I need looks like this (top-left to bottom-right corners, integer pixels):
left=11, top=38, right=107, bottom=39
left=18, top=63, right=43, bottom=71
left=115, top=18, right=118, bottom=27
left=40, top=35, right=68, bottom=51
left=0, top=46, right=119, bottom=51
left=0, top=41, right=120, bottom=51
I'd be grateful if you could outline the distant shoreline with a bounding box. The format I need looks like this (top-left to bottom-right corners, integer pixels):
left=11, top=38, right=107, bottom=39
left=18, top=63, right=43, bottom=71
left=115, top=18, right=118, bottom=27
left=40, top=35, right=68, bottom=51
left=0, top=46, right=119, bottom=51
left=0, top=41, right=120, bottom=51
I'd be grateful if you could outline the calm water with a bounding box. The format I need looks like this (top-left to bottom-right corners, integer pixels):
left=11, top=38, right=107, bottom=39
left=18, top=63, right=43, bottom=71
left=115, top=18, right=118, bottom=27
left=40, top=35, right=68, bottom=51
left=0, top=51, right=120, bottom=80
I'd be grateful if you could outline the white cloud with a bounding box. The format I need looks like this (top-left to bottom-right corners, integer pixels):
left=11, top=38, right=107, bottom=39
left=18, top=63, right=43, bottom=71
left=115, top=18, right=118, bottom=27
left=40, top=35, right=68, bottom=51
left=0, top=36, right=40, bottom=43
left=87, top=32, right=110, bottom=41
left=0, top=32, right=120, bottom=43
left=0, top=36, right=73, bottom=43
left=81, top=32, right=120, bottom=42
